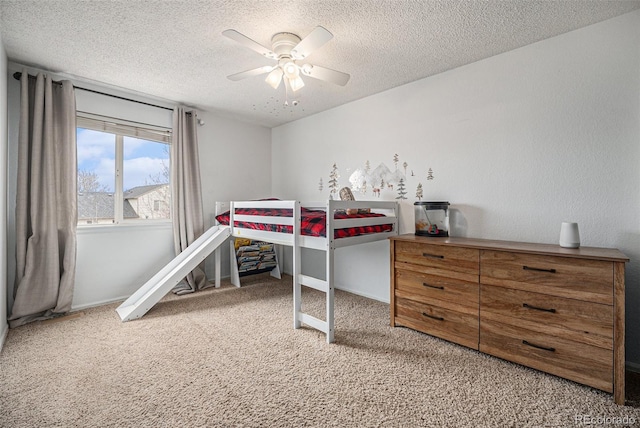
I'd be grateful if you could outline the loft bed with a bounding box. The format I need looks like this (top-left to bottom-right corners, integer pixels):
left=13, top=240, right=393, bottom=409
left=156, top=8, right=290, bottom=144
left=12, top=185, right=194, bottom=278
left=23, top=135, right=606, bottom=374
left=214, top=199, right=399, bottom=343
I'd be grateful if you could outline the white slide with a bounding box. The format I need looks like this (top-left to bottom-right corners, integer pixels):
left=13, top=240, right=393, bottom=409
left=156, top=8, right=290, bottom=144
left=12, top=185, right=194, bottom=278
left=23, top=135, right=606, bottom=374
left=116, top=226, right=231, bottom=322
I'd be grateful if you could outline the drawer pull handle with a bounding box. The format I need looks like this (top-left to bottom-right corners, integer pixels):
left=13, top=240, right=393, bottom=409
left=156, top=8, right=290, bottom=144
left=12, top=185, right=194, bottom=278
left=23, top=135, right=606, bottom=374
left=422, top=312, right=444, bottom=321
left=423, top=282, right=444, bottom=290
left=523, top=303, right=556, bottom=313
left=422, top=253, right=444, bottom=259
left=523, top=266, right=556, bottom=274
left=522, top=340, right=555, bottom=353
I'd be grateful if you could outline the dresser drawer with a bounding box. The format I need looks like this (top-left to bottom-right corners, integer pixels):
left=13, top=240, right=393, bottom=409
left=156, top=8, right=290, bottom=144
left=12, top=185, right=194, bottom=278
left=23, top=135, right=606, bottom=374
left=395, top=268, right=478, bottom=309
left=480, top=319, right=613, bottom=392
left=394, top=296, right=479, bottom=349
left=394, top=241, right=479, bottom=279
left=480, top=285, right=612, bottom=349
left=480, top=250, right=613, bottom=305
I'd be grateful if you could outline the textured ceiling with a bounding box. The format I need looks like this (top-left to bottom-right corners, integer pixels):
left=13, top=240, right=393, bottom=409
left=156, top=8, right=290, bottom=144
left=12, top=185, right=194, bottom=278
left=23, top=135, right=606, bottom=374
left=1, top=0, right=639, bottom=128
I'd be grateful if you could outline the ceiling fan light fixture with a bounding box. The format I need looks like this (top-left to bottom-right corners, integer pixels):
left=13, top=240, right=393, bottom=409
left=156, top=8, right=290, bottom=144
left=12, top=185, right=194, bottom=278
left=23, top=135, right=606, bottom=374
left=265, top=67, right=283, bottom=89
left=289, top=76, right=305, bottom=92
left=283, top=61, right=299, bottom=79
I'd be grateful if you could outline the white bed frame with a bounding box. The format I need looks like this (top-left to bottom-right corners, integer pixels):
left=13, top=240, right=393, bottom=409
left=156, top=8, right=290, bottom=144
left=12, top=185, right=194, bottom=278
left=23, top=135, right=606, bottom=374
left=214, top=199, right=399, bottom=343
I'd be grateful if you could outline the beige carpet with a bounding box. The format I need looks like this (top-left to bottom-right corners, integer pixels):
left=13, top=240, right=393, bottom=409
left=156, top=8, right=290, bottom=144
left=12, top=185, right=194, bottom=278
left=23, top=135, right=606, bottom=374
left=1, top=274, right=639, bottom=428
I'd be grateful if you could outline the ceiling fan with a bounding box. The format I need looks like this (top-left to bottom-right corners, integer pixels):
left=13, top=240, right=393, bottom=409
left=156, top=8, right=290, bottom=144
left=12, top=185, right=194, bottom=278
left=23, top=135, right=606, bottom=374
left=222, top=26, right=350, bottom=93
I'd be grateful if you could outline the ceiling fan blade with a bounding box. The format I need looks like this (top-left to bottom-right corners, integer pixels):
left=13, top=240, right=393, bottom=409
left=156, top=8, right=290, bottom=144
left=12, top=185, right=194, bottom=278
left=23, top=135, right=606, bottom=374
left=300, top=64, right=350, bottom=86
left=222, top=29, right=277, bottom=59
left=290, top=26, right=333, bottom=60
left=227, top=66, right=275, bottom=81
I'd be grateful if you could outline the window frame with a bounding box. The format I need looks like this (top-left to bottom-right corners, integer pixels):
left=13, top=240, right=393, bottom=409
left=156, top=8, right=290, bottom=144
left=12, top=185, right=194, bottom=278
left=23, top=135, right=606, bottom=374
left=76, top=113, right=172, bottom=226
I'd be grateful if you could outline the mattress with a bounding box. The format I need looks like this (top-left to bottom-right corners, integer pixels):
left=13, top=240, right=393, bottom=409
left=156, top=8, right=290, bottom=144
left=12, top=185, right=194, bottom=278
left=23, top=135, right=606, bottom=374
left=215, top=207, right=392, bottom=239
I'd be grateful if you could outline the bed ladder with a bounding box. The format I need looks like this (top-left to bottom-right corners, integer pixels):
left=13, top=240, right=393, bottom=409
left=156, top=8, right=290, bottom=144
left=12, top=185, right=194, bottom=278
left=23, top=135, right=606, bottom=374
left=293, top=201, right=335, bottom=343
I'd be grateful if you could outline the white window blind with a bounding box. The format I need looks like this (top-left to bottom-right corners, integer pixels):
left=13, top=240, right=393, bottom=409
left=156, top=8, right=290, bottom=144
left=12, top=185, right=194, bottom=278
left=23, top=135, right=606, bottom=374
left=77, top=113, right=171, bottom=143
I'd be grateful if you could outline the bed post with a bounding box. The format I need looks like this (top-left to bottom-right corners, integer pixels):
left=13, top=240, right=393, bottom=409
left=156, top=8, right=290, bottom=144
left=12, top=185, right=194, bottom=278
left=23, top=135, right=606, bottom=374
left=229, top=202, right=242, bottom=287
left=326, top=200, right=335, bottom=343
left=214, top=245, right=221, bottom=288
left=293, top=201, right=302, bottom=330
left=213, top=203, right=226, bottom=288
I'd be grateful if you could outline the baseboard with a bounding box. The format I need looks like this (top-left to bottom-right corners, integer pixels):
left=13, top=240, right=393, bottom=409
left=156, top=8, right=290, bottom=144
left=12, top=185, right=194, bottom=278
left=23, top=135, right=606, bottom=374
left=209, top=274, right=231, bottom=283
left=70, top=275, right=234, bottom=312
left=282, top=266, right=389, bottom=303
left=71, top=296, right=129, bottom=312
left=334, top=283, right=389, bottom=304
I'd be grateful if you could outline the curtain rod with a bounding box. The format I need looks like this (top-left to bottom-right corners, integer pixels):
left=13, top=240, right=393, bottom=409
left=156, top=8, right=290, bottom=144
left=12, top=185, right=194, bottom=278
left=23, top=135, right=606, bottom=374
left=13, top=71, right=174, bottom=112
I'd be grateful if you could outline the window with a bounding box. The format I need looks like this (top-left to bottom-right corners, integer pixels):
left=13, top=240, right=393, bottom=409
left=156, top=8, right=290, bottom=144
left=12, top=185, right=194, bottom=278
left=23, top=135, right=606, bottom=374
left=77, top=115, right=171, bottom=225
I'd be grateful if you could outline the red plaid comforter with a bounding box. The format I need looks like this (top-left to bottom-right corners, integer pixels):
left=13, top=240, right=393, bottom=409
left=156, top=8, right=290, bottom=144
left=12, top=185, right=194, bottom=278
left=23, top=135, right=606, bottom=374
left=215, top=207, right=392, bottom=238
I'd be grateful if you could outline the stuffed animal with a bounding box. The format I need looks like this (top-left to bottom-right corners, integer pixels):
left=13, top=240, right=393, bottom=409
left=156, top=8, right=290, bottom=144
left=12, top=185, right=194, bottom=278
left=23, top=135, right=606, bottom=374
left=339, top=187, right=370, bottom=215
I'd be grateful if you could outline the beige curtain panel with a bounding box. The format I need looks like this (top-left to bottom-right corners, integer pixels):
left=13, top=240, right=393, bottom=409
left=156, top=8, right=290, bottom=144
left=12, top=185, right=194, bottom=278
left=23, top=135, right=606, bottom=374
left=171, top=108, right=207, bottom=294
left=10, top=71, right=77, bottom=328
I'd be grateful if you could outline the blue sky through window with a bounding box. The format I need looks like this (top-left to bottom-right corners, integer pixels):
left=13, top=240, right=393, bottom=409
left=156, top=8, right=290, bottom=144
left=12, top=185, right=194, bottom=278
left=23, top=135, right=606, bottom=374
left=77, top=128, right=169, bottom=192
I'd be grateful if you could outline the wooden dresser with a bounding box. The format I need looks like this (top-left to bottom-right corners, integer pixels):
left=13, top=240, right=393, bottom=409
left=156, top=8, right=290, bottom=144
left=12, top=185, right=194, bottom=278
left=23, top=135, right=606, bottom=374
left=389, top=234, right=629, bottom=405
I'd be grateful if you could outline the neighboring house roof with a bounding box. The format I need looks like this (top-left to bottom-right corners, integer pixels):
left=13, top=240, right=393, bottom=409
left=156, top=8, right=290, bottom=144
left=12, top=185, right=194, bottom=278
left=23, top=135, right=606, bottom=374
left=78, top=192, right=138, bottom=219
left=123, top=184, right=168, bottom=199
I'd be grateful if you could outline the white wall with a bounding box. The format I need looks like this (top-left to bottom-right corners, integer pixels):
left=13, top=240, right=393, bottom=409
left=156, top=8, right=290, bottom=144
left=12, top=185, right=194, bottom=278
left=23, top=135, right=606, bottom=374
left=197, top=112, right=272, bottom=279
left=66, top=108, right=271, bottom=307
left=72, top=72, right=178, bottom=308
left=272, top=11, right=640, bottom=365
left=0, top=31, right=9, bottom=348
